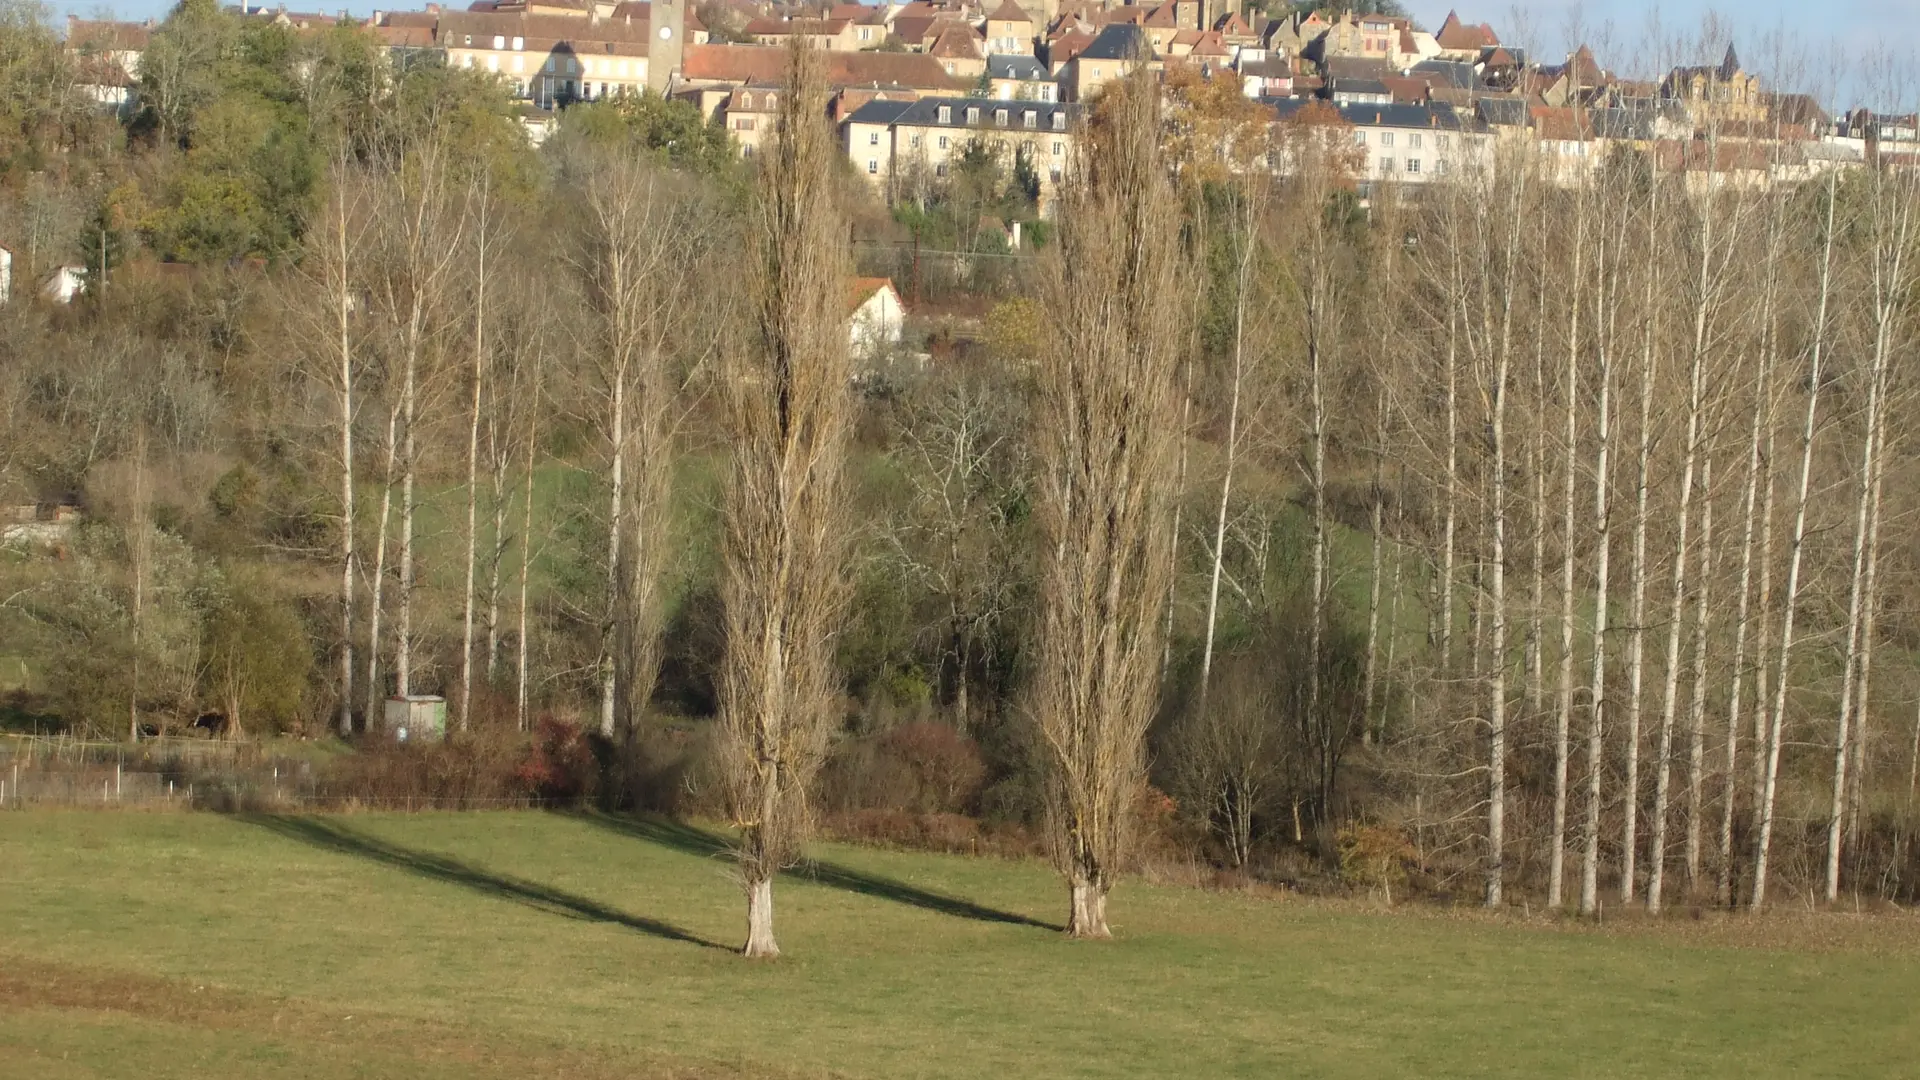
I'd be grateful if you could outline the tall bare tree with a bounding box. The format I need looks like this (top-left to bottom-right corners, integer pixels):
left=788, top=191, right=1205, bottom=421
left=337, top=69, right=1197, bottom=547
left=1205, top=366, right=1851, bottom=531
left=714, top=43, right=854, bottom=959
left=1030, top=65, right=1189, bottom=938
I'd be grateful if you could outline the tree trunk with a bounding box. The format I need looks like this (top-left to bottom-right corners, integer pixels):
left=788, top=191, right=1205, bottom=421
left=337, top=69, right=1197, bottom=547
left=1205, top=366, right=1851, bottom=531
left=1684, top=457, right=1714, bottom=893
left=601, top=370, right=626, bottom=741
left=332, top=182, right=357, bottom=739
left=1580, top=204, right=1621, bottom=918
left=1438, top=303, right=1459, bottom=668
left=1622, top=184, right=1661, bottom=906
left=1198, top=189, right=1256, bottom=711
left=743, top=874, right=779, bottom=959
left=458, top=191, right=489, bottom=734
left=1067, top=871, right=1111, bottom=940
left=486, top=426, right=509, bottom=684
left=396, top=339, right=418, bottom=699
left=1719, top=278, right=1775, bottom=905
left=1551, top=188, right=1586, bottom=910
left=515, top=399, right=538, bottom=732
left=365, top=403, right=400, bottom=727
left=1486, top=321, right=1509, bottom=908
left=1649, top=292, right=1706, bottom=916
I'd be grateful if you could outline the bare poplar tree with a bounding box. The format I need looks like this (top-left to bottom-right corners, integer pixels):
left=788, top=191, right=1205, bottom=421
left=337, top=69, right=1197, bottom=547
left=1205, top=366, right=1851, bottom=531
left=573, top=152, right=706, bottom=746
left=1826, top=154, right=1915, bottom=900
left=1029, top=64, right=1189, bottom=939
left=1754, top=171, right=1840, bottom=910
left=714, top=42, right=854, bottom=959
left=307, top=160, right=371, bottom=738
left=457, top=174, right=500, bottom=732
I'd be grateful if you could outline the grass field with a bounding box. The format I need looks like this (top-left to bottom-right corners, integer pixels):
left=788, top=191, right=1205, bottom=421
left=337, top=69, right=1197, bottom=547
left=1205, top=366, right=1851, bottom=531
left=4, top=811, right=1919, bottom=1079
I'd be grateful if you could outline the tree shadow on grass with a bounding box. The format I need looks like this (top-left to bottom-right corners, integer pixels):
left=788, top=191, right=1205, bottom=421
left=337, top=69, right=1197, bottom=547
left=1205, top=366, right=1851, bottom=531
left=574, top=811, right=1062, bottom=932
left=244, top=814, right=731, bottom=951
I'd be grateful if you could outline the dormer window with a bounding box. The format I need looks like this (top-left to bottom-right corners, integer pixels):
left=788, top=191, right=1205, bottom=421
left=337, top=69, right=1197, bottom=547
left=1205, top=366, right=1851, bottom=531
left=1051, top=112, right=1065, bottom=130
left=966, top=106, right=980, bottom=124
left=938, top=104, right=952, bottom=123
left=994, top=108, right=1007, bottom=126
left=1023, top=110, right=1036, bottom=128
left=492, top=35, right=504, bottom=49
left=512, top=36, right=523, bottom=50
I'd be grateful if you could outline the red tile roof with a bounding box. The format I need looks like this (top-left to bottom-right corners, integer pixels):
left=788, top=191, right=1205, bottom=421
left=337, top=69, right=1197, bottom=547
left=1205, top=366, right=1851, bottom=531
left=681, top=43, right=969, bottom=89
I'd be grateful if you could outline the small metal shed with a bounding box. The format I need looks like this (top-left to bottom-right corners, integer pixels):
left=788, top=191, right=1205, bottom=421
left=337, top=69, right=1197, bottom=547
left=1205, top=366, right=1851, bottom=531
left=383, top=695, right=446, bottom=743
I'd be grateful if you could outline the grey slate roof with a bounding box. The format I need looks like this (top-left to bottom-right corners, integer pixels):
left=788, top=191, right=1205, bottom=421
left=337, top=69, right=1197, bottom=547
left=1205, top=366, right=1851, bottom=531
left=1264, top=97, right=1492, bottom=133
left=1329, top=77, right=1390, bottom=97
left=1410, top=59, right=1475, bottom=90
left=986, top=53, right=1048, bottom=80
left=847, top=95, right=1082, bottom=130
left=845, top=99, right=914, bottom=125
left=1475, top=95, right=1527, bottom=126
left=1078, top=23, right=1144, bottom=62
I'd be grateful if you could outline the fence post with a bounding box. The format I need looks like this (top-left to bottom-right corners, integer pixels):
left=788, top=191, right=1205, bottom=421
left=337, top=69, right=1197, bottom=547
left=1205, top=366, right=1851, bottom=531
left=116, top=760, right=123, bottom=801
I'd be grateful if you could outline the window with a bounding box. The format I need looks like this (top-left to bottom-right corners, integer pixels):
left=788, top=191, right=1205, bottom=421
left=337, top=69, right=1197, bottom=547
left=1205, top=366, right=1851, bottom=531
left=1406, top=158, right=1420, bottom=173
left=492, top=35, right=504, bottom=49
left=1408, top=133, right=1422, bottom=149
left=463, top=34, right=471, bottom=45
left=1380, top=132, right=1394, bottom=147
left=860, top=26, right=872, bottom=40
left=910, top=134, right=921, bottom=148
left=1023, top=110, right=1036, bottom=128
left=512, top=35, right=523, bottom=50
left=1049, top=168, right=1062, bottom=183
left=869, top=131, right=880, bottom=145
left=868, top=159, right=878, bottom=174
left=735, top=118, right=755, bottom=131
left=994, top=108, right=1007, bottom=126
left=945, top=62, right=955, bottom=74
left=938, top=135, right=949, bottom=149
left=936, top=163, right=948, bottom=177
left=1051, top=140, right=1063, bottom=156
left=486, top=55, right=498, bottom=72
left=1353, top=130, right=1366, bottom=144
left=1435, top=159, right=1448, bottom=174
left=966, top=106, right=980, bottom=124
left=938, top=104, right=951, bottom=123
left=1437, top=134, right=1450, bottom=150
left=1052, top=112, right=1065, bottom=130
left=1380, top=156, right=1395, bottom=172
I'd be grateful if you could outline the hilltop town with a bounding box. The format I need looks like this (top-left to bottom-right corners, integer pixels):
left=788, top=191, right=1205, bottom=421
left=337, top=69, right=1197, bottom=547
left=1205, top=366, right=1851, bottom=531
left=64, top=0, right=1920, bottom=211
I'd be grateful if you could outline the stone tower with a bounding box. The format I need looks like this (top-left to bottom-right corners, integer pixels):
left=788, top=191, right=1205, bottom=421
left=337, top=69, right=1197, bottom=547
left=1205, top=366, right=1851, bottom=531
left=648, top=0, right=684, bottom=96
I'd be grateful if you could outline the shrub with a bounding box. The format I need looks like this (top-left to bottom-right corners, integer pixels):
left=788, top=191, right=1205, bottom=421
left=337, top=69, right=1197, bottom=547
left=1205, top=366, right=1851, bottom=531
left=1337, top=823, right=1417, bottom=905
left=514, top=717, right=596, bottom=801
left=879, top=722, right=985, bottom=814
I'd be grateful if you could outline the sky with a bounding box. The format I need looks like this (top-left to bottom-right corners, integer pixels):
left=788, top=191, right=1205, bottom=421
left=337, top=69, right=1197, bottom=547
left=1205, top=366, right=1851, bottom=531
left=46, top=0, right=1919, bottom=106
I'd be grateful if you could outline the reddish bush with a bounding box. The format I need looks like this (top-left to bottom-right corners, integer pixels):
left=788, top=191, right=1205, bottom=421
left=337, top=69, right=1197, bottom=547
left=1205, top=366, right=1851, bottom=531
left=513, top=717, right=596, bottom=801
left=880, top=722, right=986, bottom=814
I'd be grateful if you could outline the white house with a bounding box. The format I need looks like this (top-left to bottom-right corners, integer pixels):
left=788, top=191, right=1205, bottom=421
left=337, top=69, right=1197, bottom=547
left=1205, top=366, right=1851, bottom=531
left=42, top=265, right=85, bottom=304
left=848, top=277, right=905, bottom=355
